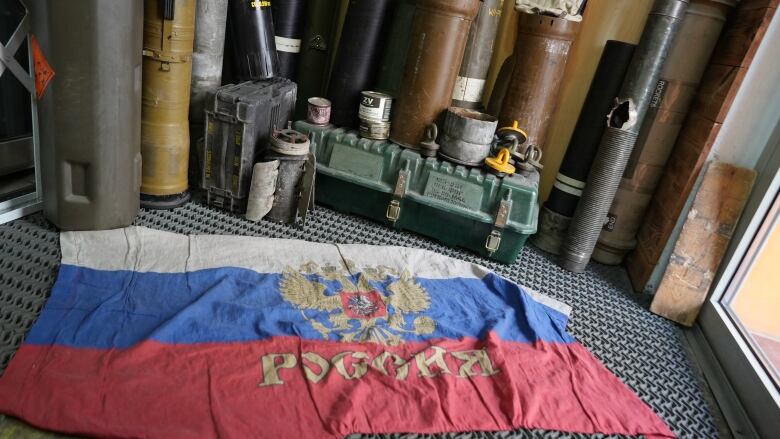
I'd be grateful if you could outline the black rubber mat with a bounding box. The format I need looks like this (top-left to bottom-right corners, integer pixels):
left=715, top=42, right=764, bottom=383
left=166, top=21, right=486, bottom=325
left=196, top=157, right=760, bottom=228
left=0, top=202, right=719, bottom=438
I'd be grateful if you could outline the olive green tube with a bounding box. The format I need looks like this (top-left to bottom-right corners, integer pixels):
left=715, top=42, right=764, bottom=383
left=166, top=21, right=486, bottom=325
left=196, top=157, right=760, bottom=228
left=294, top=0, right=341, bottom=120
left=141, top=0, right=197, bottom=209
left=29, top=0, right=143, bottom=230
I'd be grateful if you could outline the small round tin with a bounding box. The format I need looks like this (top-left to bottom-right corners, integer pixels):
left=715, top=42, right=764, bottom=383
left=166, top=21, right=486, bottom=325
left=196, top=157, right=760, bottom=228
left=307, top=97, right=331, bottom=126
left=359, top=119, right=391, bottom=140
left=358, top=91, right=393, bottom=123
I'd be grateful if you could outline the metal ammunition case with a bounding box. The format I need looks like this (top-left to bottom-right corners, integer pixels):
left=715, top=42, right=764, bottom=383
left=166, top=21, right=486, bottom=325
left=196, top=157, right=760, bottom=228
left=390, top=0, right=480, bottom=149
left=498, top=13, right=579, bottom=151
left=452, top=0, right=502, bottom=110
left=594, top=0, right=733, bottom=264
left=141, top=0, right=197, bottom=208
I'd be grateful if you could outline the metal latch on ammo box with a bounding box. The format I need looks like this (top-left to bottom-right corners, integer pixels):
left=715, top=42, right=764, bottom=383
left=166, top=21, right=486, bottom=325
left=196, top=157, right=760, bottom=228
left=486, top=196, right=513, bottom=255
left=386, top=169, right=410, bottom=223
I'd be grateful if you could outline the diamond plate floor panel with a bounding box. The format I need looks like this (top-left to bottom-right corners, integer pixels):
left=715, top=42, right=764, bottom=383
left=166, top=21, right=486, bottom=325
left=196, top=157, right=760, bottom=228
left=0, top=202, right=720, bottom=438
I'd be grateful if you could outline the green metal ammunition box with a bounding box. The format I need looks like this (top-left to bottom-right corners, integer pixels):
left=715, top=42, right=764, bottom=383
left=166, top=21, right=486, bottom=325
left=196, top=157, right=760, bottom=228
left=295, top=121, right=539, bottom=263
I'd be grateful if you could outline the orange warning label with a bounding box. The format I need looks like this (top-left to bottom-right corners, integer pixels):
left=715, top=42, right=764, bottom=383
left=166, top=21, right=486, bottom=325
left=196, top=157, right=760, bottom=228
left=31, top=35, right=54, bottom=99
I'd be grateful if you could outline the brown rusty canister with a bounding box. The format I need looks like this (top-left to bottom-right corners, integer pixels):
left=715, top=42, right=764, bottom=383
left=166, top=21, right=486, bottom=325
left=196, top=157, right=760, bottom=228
left=593, top=0, right=734, bottom=264
left=140, top=0, right=197, bottom=208
left=389, top=0, right=480, bottom=149
left=498, top=13, right=579, bottom=151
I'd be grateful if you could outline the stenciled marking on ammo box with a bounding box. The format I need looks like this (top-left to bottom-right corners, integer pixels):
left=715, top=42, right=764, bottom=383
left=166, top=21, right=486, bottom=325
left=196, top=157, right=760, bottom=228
left=423, top=172, right=483, bottom=211
left=328, top=144, right=384, bottom=180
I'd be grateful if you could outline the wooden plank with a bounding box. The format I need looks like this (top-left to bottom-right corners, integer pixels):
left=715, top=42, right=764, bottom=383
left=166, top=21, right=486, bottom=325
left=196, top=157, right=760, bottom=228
left=628, top=115, right=722, bottom=291
left=625, top=2, right=776, bottom=292
left=650, top=162, right=756, bottom=326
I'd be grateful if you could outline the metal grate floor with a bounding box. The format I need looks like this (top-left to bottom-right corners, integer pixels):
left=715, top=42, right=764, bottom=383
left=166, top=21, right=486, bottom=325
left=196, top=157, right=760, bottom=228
left=0, top=201, right=720, bottom=438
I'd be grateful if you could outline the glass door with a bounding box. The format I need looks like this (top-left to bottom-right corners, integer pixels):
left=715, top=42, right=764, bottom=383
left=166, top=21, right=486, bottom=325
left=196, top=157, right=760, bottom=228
left=697, top=125, right=780, bottom=438
left=723, top=193, right=780, bottom=390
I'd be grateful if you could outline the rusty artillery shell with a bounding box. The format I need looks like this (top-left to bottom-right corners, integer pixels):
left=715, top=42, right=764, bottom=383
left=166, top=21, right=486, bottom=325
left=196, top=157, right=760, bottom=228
left=497, top=13, right=579, bottom=150
left=389, top=0, right=480, bottom=150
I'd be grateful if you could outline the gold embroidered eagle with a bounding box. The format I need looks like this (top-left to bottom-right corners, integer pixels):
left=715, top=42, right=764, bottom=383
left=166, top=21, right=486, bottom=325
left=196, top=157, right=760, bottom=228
left=279, top=262, right=435, bottom=346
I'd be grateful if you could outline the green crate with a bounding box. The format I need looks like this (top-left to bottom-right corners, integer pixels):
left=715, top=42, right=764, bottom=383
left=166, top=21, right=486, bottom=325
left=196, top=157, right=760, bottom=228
left=295, top=121, right=539, bottom=263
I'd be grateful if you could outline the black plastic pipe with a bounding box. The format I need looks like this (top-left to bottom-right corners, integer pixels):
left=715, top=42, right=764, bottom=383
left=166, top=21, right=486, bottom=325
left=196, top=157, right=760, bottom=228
left=229, top=0, right=279, bottom=80
left=560, top=0, right=690, bottom=273
left=293, top=0, right=341, bottom=120
left=327, top=0, right=393, bottom=128
left=272, top=0, right=306, bottom=80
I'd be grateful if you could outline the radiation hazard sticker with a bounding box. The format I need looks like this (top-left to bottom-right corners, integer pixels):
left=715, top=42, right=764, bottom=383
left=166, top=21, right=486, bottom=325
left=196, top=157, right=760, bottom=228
left=31, top=35, right=54, bottom=99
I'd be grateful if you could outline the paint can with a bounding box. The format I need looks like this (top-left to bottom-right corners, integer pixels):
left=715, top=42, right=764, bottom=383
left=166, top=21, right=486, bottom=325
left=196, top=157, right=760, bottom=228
left=307, top=97, right=332, bottom=126
left=359, top=91, right=393, bottom=123
left=359, top=119, right=391, bottom=140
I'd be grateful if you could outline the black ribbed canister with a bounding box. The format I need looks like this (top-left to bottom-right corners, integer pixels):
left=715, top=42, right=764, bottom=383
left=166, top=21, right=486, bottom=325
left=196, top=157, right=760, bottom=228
left=545, top=41, right=636, bottom=219
left=560, top=0, right=690, bottom=273
left=326, top=0, right=393, bottom=128
left=272, top=0, right=306, bottom=80
left=229, top=0, right=279, bottom=80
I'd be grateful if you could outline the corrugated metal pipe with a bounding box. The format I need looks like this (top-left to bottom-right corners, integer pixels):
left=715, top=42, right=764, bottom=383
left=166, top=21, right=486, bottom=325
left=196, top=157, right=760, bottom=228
left=559, top=0, right=689, bottom=273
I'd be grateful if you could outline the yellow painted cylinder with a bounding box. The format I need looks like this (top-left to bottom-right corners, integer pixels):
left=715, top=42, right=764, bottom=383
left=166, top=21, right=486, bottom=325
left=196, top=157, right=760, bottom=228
left=537, top=0, right=655, bottom=202
left=482, top=0, right=518, bottom=108
left=141, top=0, right=197, bottom=199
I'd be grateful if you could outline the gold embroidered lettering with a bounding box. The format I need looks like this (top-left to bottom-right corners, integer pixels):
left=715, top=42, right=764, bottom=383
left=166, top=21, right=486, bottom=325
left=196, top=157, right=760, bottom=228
left=302, top=352, right=331, bottom=383
left=414, top=346, right=451, bottom=377
left=259, top=353, right=297, bottom=386
left=371, top=351, right=410, bottom=380
left=451, top=349, right=500, bottom=377
left=332, top=352, right=370, bottom=380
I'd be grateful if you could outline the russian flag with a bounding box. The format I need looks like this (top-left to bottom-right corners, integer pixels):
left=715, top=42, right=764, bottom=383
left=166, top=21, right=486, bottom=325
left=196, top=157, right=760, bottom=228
left=0, top=227, right=674, bottom=438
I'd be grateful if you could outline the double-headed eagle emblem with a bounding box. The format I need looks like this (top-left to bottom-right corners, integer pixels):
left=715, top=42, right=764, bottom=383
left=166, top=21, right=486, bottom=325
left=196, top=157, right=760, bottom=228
left=279, top=261, right=435, bottom=346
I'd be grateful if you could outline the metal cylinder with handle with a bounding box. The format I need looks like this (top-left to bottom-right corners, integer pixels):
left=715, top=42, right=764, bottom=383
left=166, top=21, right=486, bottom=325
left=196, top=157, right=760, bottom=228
left=140, top=0, right=197, bottom=209
left=390, top=0, right=480, bottom=150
